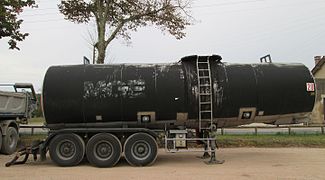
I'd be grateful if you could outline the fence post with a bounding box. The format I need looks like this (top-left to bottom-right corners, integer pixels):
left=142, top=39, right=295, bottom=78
left=221, top=128, right=224, bottom=135
left=254, top=127, right=257, bottom=135
left=321, top=126, right=324, bottom=135
left=288, top=127, right=291, bottom=135
left=31, top=127, right=34, bottom=135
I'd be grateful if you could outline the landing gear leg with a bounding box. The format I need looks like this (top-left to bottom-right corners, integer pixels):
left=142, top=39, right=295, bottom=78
left=205, top=130, right=224, bottom=165
left=197, top=130, right=210, bottom=159
left=206, top=139, right=224, bottom=164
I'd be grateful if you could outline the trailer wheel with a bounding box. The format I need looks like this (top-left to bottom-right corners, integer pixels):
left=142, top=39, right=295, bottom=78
left=124, top=133, right=158, bottom=166
left=49, top=133, right=85, bottom=166
left=1, top=127, right=18, bottom=155
left=86, top=133, right=122, bottom=167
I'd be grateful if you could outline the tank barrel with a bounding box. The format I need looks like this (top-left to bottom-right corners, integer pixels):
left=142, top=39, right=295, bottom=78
left=42, top=55, right=315, bottom=129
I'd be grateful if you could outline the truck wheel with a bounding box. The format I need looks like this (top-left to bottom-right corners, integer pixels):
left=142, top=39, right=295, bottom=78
left=1, top=127, right=18, bottom=155
left=86, top=133, right=122, bottom=167
left=49, top=133, right=85, bottom=166
left=124, top=133, right=158, bottom=166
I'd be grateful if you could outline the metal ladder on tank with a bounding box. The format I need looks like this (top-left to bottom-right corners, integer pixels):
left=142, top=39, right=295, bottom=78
left=196, top=56, right=214, bottom=132
left=164, top=56, right=224, bottom=164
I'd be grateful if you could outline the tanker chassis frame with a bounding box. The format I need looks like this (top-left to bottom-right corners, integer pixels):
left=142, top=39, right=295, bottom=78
left=6, top=126, right=224, bottom=167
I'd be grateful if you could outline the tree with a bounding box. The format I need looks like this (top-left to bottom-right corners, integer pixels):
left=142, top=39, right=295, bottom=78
left=0, top=0, right=36, bottom=50
left=58, top=0, right=192, bottom=64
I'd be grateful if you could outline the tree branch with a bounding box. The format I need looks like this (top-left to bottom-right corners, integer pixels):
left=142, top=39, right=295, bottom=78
left=105, top=21, right=125, bottom=46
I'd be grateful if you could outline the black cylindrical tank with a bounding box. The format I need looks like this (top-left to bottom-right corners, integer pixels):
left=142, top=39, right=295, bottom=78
left=42, top=55, right=315, bottom=128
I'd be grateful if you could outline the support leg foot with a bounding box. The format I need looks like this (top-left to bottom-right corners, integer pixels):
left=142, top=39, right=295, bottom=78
left=204, top=152, right=225, bottom=165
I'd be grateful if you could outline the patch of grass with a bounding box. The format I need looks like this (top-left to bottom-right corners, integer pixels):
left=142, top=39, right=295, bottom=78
left=17, top=133, right=325, bottom=149
left=28, top=117, right=45, bottom=124
left=217, top=134, right=325, bottom=148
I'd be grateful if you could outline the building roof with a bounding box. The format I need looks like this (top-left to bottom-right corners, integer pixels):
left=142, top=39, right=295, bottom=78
left=312, top=56, right=325, bottom=75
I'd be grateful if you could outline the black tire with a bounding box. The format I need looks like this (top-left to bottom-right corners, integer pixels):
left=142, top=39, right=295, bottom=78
left=124, top=133, right=158, bottom=166
left=1, top=127, right=19, bottom=155
left=86, top=133, right=122, bottom=167
left=49, top=133, right=85, bottom=167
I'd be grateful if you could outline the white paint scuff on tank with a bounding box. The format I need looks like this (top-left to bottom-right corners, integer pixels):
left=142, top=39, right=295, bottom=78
left=213, top=80, right=224, bottom=107
left=250, top=64, right=259, bottom=85
left=83, top=79, right=146, bottom=99
left=221, top=63, right=229, bottom=83
left=179, top=69, right=185, bottom=79
left=191, top=86, right=199, bottom=100
left=156, top=64, right=173, bottom=79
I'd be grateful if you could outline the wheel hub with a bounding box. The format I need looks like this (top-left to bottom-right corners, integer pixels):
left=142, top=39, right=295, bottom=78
left=132, top=141, right=151, bottom=160
left=137, top=146, right=145, bottom=154
left=58, top=141, right=75, bottom=158
left=95, top=141, right=113, bottom=159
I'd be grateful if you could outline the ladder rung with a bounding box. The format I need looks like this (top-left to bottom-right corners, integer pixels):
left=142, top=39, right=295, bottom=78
left=200, top=93, right=211, bottom=95
left=199, top=76, right=210, bottom=79
left=199, top=84, right=210, bottom=87
left=201, top=109, right=212, bottom=112
left=198, top=61, right=208, bottom=64
left=199, top=80, right=210, bottom=84
left=199, top=91, right=212, bottom=96
left=199, top=83, right=210, bottom=86
left=198, top=69, right=210, bottom=71
left=201, top=110, right=212, bottom=113
left=200, top=102, right=212, bottom=104
left=200, top=119, right=213, bottom=121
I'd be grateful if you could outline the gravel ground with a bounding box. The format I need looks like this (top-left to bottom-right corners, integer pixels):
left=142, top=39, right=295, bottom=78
left=0, top=148, right=325, bottom=180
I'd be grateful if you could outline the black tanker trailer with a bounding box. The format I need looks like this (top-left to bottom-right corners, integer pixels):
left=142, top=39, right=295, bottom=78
left=6, top=55, right=315, bottom=167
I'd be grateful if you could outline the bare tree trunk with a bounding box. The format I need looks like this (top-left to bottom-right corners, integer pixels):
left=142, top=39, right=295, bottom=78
left=95, top=0, right=107, bottom=64
left=96, top=20, right=107, bottom=64
left=96, top=41, right=106, bottom=64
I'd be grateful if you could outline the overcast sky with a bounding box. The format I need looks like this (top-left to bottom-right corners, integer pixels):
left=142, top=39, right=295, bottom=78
left=1, top=0, right=325, bottom=91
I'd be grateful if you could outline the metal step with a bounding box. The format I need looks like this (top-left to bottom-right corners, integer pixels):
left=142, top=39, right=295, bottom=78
left=200, top=101, right=212, bottom=104
left=199, top=93, right=211, bottom=96
left=201, top=119, right=211, bottom=121
left=199, top=76, right=210, bottom=79
left=200, top=109, right=212, bottom=112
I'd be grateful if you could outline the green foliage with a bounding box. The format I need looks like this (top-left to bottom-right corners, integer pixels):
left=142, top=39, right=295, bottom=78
left=58, top=0, right=192, bottom=64
left=0, top=0, right=36, bottom=50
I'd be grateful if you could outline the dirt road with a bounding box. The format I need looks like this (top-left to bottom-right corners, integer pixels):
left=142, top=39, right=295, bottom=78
left=1, top=148, right=324, bottom=180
